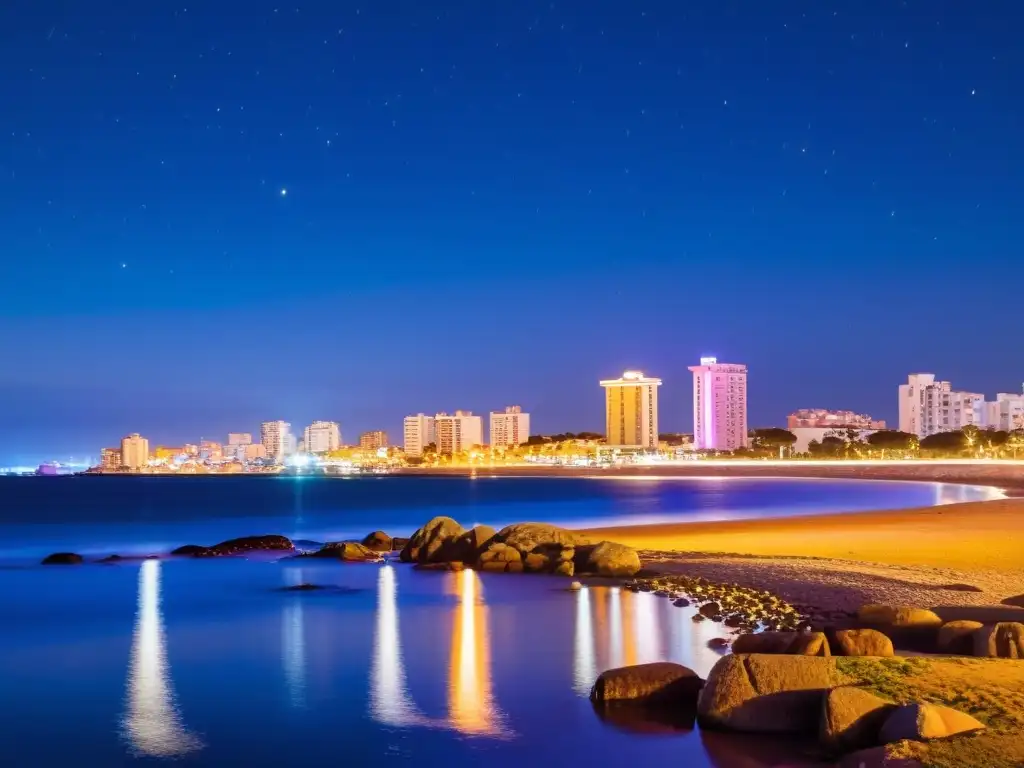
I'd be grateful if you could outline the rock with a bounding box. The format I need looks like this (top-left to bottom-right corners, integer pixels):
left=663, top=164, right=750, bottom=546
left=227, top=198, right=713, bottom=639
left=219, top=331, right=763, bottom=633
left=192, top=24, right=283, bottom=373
left=523, top=552, right=549, bottom=572
left=972, top=622, right=1024, bottom=659
left=399, top=516, right=464, bottom=564
left=731, top=631, right=830, bottom=657
left=478, top=543, right=522, bottom=565
left=581, top=541, right=641, bottom=577
left=674, top=597, right=691, bottom=607
left=462, top=525, right=497, bottom=555
left=279, top=583, right=327, bottom=591
left=1002, top=594, right=1024, bottom=608
left=879, top=702, right=985, bottom=743
left=568, top=581, right=582, bottom=591
left=937, top=620, right=984, bottom=654
left=491, top=522, right=590, bottom=554
left=317, top=541, right=380, bottom=561
left=933, top=605, right=1024, bottom=624
left=41, top=552, right=83, bottom=565
left=171, top=544, right=208, bottom=556
left=360, top=531, right=393, bottom=552
left=821, top=686, right=895, bottom=752
left=838, top=746, right=924, bottom=767
left=699, top=602, right=722, bottom=618
left=834, top=629, right=895, bottom=657
left=708, top=638, right=730, bottom=650
left=554, top=561, right=574, bottom=577
left=392, top=537, right=409, bottom=550
left=183, top=535, right=293, bottom=557
left=697, top=654, right=847, bottom=733
left=590, top=662, right=703, bottom=707
left=857, top=605, right=942, bottom=628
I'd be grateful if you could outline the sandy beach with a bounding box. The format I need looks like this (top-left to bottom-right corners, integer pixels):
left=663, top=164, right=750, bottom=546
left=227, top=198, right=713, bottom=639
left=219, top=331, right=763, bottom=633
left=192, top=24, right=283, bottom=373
left=408, top=462, right=1024, bottom=614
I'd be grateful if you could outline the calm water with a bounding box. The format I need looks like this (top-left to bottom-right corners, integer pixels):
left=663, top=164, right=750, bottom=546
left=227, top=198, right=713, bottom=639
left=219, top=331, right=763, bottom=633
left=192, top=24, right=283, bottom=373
left=0, top=476, right=1001, bottom=766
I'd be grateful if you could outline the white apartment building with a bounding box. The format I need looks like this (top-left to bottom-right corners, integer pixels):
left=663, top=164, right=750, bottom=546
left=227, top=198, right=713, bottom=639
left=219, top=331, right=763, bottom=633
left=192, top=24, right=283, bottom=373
left=490, top=406, right=530, bottom=448
left=403, top=414, right=436, bottom=457
left=983, top=390, right=1024, bottom=432
left=303, top=421, right=341, bottom=454
left=435, top=411, right=484, bottom=454
left=898, top=374, right=984, bottom=437
left=120, top=433, right=150, bottom=470
left=599, top=371, right=661, bottom=449
left=260, top=420, right=292, bottom=464
left=688, top=357, right=748, bottom=451
left=227, top=433, right=252, bottom=446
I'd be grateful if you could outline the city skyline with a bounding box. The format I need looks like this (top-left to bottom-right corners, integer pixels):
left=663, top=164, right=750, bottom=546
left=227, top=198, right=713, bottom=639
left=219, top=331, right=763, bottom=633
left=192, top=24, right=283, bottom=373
left=2, top=2, right=1022, bottom=463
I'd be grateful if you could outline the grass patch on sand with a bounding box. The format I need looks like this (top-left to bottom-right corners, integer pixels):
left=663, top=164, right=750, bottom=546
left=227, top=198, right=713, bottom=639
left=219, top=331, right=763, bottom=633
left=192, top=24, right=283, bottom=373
left=836, top=656, right=1024, bottom=768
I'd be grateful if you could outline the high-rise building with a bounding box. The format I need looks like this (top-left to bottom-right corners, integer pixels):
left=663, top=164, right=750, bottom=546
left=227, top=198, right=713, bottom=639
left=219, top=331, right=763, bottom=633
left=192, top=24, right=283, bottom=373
left=100, top=447, right=121, bottom=470
left=689, top=357, right=748, bottom=451
left=787, top=409, right=885, bottom=430
left=490, top=406, right=530, bottom=448
left=260, top=421, right=292, bottom=463
left=120, top=433, right=150, bottom=470
left=359, top=430, right=389, bottom=450
left=199, top=440, right=223, bottom=461
left=984, top=389, right=1024, bottom=432
left=227, top=433, right=252, bottom=446
left=898, top=374, right=983, bottom=437
left=403, top=414, right=436, bottom=457
left=435, top=411, right=484, bottom=454
left=303, top=421, right=340, bottom=454
left=242, top=443, right=267, bottom=462
left=600, top=371, right=661, bottom=449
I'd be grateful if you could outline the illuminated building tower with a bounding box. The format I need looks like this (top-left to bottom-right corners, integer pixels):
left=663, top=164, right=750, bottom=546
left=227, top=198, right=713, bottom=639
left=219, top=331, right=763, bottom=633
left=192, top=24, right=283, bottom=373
left=600, top=371, right=661, bottom=449
left=260, top=421, right=292, bottom=464
left=489, top=406, right=530, bottom=448
left=303, top=421, right=340, bottom=454
left=403, top=414, right=436, bottom=457
left=100, top=447, right=122, bottom=470
left=434, top=412, right=483, bottom=455
left=120, top=433, right=150, bottom=471
left=359, top=431, right=389, bottom=451
left=227, top=433, right=252, bottom=446
left=689, top=357, right=748, bottom=451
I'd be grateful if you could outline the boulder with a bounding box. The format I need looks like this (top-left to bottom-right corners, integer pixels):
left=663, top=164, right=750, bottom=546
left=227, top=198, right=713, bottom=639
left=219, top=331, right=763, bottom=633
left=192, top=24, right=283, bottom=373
left=415, top=561, right=465, bottom=572
left=697, top=653, right=847, bottom=733
left=478, top=542, right=522, bottom=565
left=708, top=638, right=730, bottom=650
left=879, top=702, right=985, bottom=743
left=41, top=552, right=83, bottom=565
left=972, top=622, right=1024, bottom=659
left=523, top=553, right=549, bottom=572
left=581, top=541, right=642, bottom=577
left=554, top=561, right=574, bottom=577
left=171, top=544, right=208, bottom=556
left=399, top=516, right=464, bottom=564
left=491, top=522, right=590, bottom=554
left=189, top=535, right=293, bottom=557
left=699, top=602, right=722, bottom=619
left=857, top=605, right=942, bottom=628
left=821, top=686, right=896, bottom=752
left=360, top=531, right=393, bottom=552
left=317, top=541, right=380, bottom=561
left=568, top=581, right=582, bottom=591
left=590, top=662, right=703, bottom=707
left=933, top=605, right=1024, bottom=624
left=1002, top=594, right=1024, bottom=608
left=731, top=631, right=830, bottom=657
left=479, top=560, right=523, bottom=574
left=834, top=629, right=895, bottom=657
left=937, top=620, right=984, bottom=655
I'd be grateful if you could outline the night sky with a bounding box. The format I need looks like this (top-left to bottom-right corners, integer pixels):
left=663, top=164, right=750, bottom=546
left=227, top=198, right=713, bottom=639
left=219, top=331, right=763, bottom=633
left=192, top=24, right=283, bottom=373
left=1, top=1, right=1021, bottom=463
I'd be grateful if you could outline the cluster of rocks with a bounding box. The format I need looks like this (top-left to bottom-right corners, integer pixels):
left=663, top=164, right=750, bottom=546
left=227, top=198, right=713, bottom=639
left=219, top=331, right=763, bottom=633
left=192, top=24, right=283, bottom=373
left=170, top=534, right=294, bottom=558
left=398, top=517, right=642, bottom=578
left=591, top=654, right=986, bottom=766
left=623, top=573, right=807, bottom=632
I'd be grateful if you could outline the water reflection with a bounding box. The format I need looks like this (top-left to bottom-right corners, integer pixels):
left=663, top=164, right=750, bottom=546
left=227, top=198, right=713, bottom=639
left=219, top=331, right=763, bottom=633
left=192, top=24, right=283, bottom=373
left=574, top=587, right=703, bottom=694
left=282, top=568, right=307, bottom=708
left=122, top=560, right=201, bottom=757
left=370, top=566, right=508, bottom=736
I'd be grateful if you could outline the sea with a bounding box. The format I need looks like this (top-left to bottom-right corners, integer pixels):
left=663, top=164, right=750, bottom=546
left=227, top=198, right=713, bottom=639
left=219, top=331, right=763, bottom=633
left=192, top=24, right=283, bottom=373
left=0, top=475, right=1001, bottom=766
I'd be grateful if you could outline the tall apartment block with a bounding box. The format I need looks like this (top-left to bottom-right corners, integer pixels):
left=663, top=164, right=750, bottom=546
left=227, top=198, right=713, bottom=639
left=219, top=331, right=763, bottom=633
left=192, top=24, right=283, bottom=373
left=403, top=414, right=436, bottom=457
left=359, top=430, right=389, bottom=451
left=304, top=421, right=341, bottom=454
left=489, top=406, right=530, bottom=448
left=899, top=374, right=984, bottom=437
left=260, top=420, right=292, bottom=464
left=600, top=371, right=661, bottom=449
left=434, top=411, right=484, bottom=454
left=689, top=357, right=748, bottom=451
left=120, top=433, right=150, bottom=470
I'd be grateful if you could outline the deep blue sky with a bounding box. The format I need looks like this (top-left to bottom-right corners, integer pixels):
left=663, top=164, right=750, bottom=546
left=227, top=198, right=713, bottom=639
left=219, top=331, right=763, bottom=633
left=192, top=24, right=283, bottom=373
left=1, top=1, right=1021, bottom=463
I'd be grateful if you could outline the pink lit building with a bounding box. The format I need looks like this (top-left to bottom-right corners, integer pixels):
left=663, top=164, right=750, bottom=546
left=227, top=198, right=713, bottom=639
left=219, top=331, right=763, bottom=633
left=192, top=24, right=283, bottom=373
left=787, top=409, right=886, bottom=430
left=689, top=357, right=748, bottom=451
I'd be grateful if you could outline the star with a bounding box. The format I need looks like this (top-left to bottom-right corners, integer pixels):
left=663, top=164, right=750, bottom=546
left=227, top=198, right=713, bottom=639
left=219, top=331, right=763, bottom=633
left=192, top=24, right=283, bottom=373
left=280, top=188, right=287, bottom=197
left=971, top=89, right=976, bottom=95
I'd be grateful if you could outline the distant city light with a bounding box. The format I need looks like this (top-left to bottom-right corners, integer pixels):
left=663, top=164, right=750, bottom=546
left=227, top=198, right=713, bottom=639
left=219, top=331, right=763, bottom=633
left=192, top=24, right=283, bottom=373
left=280, top=188, right=287, bottom=197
